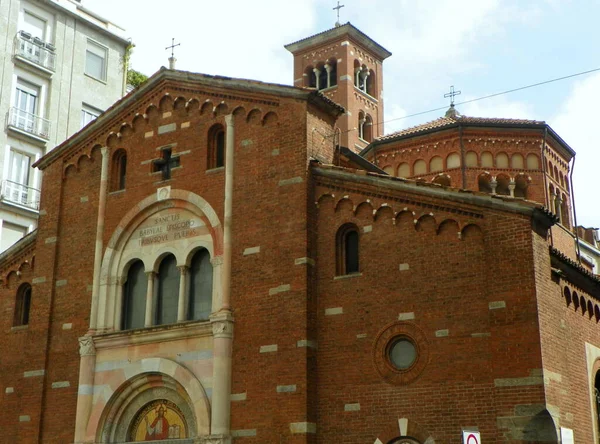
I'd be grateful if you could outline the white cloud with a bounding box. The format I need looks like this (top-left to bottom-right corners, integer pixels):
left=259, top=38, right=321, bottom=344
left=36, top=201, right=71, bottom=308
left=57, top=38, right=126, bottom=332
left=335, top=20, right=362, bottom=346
left=460, top=96, right=536, bottom=119
left=552, top=72, right=600, bottom=228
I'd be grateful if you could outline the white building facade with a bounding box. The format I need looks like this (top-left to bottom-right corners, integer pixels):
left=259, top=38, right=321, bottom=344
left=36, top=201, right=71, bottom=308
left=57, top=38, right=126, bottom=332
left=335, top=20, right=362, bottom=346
left=0, top=0, right=129, bottom=251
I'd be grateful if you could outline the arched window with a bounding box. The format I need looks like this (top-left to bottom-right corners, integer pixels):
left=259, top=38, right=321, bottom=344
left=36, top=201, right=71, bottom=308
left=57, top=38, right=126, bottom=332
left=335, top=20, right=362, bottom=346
left=465, top=151, right=478, bottom=167
left=549, top=184, right=556, bottom=213
left=432, top=174, right=451, bottom=187
left=514, top=174, right=528, bottom=199
left=122, top=260, right=147, bottom=330
left=13, top=283, right=31, bottom=326
left=478, top=174, right=492, bottom=193
left=397, top=163, right=410, bottom=178
left=363, top=115, right=373, bottom=142
left=496, top=175, right=510, bottom=195
left=110, top=149, right=127, bottom=191
left=358, top=111, right=365, bottom=140
left=188, top=249, right=213, bottom=321
left=354, top=60, right=361, bottom=89
left=413, top=159, right=426, bottom=175
left=366, top=69, right=376, bottom=96
left=155, top=254, right=180, bottom=325
left=304, top=65, right=316, bottom=88
left=429, top=156, right=443, bottom=172
left=447, top=152, right=461, bottom=169
left=317, top=62, right=327, bottom=91
left=526, top=153, right=539, bottom=169
left=511, top=153, right=524, bottom=169
left=336, top=224, right=359, bottom=275
left=481, top=151, right=493, bottom=168
left=561, top=194, right=570, bottom=228
left=382, top=166, right=394, bottom=175
left=208, top=124, right=225, bottom=169
left=496, top=152, right=509, bottom=168
left=326, top=58, right=337, bottom=88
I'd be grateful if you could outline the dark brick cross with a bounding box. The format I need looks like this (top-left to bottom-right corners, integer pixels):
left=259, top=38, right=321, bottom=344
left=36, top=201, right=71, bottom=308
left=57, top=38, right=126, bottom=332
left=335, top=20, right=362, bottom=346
left=152, top=148, right=180, bottom=180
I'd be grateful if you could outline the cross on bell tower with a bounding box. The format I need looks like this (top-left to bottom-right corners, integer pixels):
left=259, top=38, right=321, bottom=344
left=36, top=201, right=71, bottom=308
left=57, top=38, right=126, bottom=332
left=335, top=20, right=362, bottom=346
left=333, top=1, right=345, bottom=27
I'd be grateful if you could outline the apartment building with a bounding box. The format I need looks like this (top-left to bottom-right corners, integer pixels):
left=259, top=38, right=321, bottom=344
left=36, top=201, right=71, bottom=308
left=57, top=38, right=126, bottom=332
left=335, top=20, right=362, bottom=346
left=0, top=0, right=128, bottom=251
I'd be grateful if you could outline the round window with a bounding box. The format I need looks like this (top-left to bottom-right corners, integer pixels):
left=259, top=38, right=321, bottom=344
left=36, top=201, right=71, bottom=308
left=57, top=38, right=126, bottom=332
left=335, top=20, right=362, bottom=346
left=388, top=338, right=417, bottom=370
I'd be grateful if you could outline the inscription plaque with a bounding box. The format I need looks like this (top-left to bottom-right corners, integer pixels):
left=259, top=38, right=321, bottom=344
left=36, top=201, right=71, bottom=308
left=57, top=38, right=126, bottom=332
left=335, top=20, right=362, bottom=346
left=135, top=209, right=205, bottom=246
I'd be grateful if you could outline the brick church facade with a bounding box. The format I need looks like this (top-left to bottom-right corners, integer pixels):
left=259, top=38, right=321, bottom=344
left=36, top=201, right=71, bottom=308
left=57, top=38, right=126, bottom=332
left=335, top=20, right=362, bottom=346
left=0, top=23, right=599, bottom=444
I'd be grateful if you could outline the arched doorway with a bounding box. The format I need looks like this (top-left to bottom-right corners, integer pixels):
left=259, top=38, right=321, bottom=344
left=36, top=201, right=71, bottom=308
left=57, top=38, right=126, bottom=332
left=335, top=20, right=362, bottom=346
left=388, top=438, right=421, bottom=444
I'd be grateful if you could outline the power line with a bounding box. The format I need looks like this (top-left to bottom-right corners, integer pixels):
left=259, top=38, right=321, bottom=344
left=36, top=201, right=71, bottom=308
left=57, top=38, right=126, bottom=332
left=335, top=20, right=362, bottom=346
left=352, top=66, right=600, bottom=135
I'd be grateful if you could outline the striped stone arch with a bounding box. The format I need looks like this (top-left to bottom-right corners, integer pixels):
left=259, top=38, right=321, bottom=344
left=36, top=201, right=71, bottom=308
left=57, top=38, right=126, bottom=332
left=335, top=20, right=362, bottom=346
left=95, top=188, right=223, bottom=330
left=89, top=357, right=211, bottom=443
left=375, top=417, right=435, bottom=444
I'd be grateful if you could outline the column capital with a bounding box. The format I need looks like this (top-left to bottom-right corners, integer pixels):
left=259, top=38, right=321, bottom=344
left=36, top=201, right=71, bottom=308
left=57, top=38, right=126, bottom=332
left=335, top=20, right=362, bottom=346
left=211, top=256, right=224, bottom=266
left=145, top=271, right=156, bottom=279
left=210, top=311, right=234, bottom=339
left=177, top=265, right=189, bottom=275
left=78, top=335, right=96, bottom=357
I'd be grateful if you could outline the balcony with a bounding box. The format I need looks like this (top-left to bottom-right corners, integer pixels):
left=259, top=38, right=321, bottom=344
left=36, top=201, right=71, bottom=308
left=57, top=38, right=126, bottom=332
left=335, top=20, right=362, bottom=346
left=0, top=180, right=40, bottom=211
left=13, top=31, right=56, bottom=73
left=7, top=107, right=50, bottom=141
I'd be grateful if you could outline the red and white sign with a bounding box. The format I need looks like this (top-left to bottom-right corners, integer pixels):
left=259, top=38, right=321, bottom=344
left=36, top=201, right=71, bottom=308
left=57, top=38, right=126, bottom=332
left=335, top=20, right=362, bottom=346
left=462, top=430, right=481, bottom=444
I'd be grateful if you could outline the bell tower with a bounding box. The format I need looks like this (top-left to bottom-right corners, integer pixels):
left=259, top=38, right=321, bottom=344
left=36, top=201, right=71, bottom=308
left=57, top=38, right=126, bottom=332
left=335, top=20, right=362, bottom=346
left=285, top=23, right=392, bottom=152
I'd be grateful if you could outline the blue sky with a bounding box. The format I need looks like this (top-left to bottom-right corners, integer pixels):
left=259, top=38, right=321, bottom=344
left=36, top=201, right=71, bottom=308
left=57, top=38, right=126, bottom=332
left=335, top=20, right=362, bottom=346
left=88, top=0, right=600, bottom=228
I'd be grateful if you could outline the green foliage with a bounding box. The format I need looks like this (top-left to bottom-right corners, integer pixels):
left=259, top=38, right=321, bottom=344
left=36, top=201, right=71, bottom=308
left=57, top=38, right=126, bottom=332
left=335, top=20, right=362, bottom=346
left=127, top=69, right=148, bottom=89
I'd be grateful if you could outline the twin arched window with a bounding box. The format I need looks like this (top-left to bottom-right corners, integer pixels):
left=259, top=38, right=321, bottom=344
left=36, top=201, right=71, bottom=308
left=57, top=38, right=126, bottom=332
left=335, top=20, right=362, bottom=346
left=121, top=249, right=213, bottom=330
left=13, top=283, right=32, bottom=326
left=336, top=224, right=359, bottom=275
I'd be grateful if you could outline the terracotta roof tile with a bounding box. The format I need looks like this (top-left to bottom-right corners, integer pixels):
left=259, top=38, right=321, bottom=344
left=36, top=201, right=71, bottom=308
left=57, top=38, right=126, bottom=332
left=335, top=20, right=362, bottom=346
left=377, top=115, right=547, bottom=142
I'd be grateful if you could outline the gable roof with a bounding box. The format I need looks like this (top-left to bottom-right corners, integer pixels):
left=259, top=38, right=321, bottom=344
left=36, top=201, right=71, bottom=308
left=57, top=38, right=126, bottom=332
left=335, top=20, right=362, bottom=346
left=361, top=114, right=576, bottom=159
left=285, top=22, right=392, bottom=60
left=34, top=68, right=345, bottom=170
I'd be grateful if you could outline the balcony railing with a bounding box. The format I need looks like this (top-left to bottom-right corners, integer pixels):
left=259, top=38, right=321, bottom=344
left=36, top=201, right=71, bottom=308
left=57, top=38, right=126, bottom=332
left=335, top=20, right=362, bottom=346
left=1, top=180, right=40, bottom=211
left=13, top=31, right=56, bottom=72
left=7, top=107, right=50, bottom=140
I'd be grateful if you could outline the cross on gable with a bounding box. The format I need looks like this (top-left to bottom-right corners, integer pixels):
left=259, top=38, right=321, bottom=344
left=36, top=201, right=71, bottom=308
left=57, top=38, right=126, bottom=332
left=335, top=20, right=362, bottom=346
left=152, top=147, right=180, bottom=180
left=165, top=38, right=181, bottom=59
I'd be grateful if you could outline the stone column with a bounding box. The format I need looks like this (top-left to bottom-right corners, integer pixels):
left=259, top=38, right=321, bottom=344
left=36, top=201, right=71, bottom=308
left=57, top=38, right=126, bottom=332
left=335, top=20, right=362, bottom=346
left=508, top=179, right=516, bottom=198
left=312, top=68, right=321, bottom=90
left=73, top=335, right=96, bottom=443
left=324, top=63, right=332, bottom=88
left=208, top=114, right=235, bottom=441
left=362, top=69, right=370, bottom=93
left=556, top=195, right=563, bottom=223
left=177, top=266, right=188, bottom=322
left=89, top=147, right=109, bottom=332
left=490, top=177, right=498, bottom=195
left=114, top=276, right=125, bottom=330
left=144, top=271, right=155, bottom=328
left=209, top=313, right=234, bottom=440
